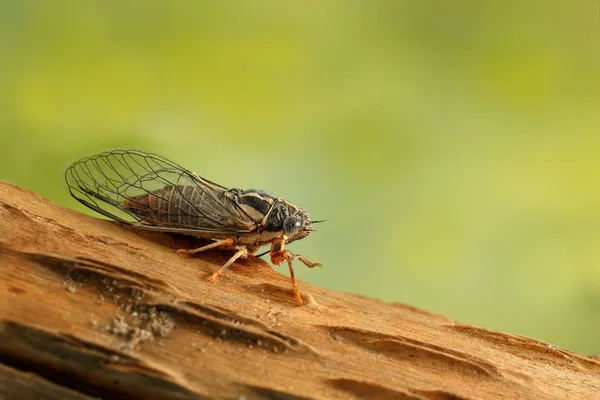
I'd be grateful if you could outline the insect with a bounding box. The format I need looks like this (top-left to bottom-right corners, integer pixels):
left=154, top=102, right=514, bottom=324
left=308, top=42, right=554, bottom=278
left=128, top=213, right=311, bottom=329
left=64, top=149, right=321, bottom=305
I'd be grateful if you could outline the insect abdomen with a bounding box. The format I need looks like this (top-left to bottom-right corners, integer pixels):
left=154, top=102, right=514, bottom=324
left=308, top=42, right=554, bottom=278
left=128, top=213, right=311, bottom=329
left=122, top=185, right=222, bottom=229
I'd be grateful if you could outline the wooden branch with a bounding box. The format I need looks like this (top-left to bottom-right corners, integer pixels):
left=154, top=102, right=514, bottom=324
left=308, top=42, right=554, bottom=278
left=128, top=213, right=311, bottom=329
left=0, top=180, right=598, bottom=400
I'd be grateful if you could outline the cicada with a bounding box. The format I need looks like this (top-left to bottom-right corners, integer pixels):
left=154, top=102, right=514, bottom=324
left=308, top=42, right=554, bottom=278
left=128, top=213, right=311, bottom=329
left=64, top=149, right=321, bottom=305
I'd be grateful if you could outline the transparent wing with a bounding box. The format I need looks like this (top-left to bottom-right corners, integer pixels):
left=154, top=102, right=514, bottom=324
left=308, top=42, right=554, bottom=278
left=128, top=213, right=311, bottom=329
left=64, top=149, right=256, bottom=236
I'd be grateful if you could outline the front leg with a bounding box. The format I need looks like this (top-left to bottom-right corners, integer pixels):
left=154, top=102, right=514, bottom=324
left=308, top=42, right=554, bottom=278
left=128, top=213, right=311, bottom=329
left=270, top=237, right=320, bottom=305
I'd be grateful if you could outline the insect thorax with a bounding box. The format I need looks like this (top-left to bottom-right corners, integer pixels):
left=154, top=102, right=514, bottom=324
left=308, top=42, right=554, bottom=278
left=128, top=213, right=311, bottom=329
left=227, top=188, right=312, bottom=244
left=226, top=189, right=275, bottom=223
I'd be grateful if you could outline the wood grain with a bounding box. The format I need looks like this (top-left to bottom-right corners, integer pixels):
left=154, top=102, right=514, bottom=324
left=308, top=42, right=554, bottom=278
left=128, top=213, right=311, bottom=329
left=0, top=181, right=598, bottom=399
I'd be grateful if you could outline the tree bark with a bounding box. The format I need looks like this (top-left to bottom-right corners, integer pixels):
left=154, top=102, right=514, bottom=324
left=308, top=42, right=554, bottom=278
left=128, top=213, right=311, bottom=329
left=0, top=181, right=598, bottom=400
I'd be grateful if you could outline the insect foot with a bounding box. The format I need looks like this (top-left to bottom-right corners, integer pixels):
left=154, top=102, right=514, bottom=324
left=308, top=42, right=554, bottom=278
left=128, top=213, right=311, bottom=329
left=175, top=249, right=191, bottom=257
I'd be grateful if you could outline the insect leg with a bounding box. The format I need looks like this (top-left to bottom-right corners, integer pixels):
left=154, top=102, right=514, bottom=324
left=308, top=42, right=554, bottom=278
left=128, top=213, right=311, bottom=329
left=176, top=238, right=235, bottom=255
left=269, top=237, right=288, bottom=266
left=296, top=255, right=322, bottom=269
left=269, top=238, right=305, bottom=305
left=284, top=255, right=303, bottom=305
left=269, top=241, right=321, bottom=269
left=207, top=247, right=248, bottom=282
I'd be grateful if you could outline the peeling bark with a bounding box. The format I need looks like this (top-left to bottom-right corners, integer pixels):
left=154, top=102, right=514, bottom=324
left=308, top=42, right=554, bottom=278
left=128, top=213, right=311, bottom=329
left=0, top=181, right=598, bottom=399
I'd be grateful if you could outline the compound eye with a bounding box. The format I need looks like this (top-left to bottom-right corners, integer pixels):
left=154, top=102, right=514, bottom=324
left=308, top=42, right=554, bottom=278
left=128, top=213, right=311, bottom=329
left=283, top=216, right=302, bottom=234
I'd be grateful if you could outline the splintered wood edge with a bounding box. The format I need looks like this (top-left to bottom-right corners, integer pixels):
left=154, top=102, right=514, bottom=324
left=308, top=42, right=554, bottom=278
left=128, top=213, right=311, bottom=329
left=0, top=181, right=599, bottom=400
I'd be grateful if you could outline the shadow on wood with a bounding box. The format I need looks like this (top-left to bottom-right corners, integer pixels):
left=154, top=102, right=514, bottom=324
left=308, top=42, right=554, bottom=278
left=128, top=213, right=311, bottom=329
left=0, top=181, right=598, bottom=399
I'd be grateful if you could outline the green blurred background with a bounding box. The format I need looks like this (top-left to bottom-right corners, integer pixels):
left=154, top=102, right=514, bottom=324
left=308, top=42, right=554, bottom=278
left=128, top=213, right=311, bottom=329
left=1, top=1, right=599, bottom=355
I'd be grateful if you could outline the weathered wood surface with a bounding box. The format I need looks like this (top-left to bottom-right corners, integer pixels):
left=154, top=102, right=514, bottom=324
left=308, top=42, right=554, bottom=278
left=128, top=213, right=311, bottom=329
left=0, top=180, right=598, bottom=400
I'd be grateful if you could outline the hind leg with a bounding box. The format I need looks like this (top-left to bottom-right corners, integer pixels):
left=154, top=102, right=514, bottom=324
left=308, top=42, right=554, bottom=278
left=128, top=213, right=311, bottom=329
left=176, top=238, right=235, bottom=255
